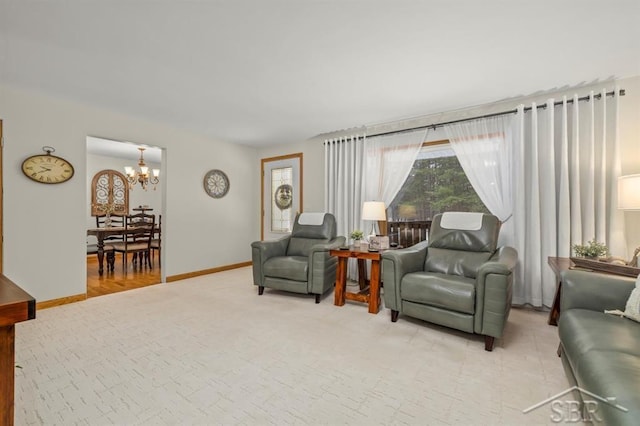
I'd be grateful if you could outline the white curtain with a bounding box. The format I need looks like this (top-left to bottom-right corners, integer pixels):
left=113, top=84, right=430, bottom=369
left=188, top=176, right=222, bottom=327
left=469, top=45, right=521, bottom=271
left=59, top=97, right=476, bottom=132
left=364, top=128, right=428, bottom=208
left=324, top=135, right=366, bottom=238
left=512, top=89, right=625, bottom=307
left=324, top=135, right=366, bottom=279
left=444, top=115, right=516, bottom=247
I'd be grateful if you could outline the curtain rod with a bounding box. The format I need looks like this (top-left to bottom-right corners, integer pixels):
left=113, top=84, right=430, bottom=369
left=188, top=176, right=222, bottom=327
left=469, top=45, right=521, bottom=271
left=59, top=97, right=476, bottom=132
left=366, top=89, right=625, bottom=138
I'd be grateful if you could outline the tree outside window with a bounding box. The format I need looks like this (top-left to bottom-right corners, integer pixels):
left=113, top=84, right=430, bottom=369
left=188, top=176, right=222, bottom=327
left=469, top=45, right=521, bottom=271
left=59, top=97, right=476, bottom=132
left=388, top=144, right=489, bottom=221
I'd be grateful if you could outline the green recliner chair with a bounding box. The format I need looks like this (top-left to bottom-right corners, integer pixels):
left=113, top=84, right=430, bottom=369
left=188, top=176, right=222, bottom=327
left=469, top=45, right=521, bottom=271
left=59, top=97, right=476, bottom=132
left=251, top=212, right=345, bottom=303
left=381, top=212, right=517, bottom=351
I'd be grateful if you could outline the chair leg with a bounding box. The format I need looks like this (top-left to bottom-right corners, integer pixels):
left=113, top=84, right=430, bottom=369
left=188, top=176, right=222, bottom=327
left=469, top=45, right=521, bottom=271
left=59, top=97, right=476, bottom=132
left=391, top=310, right=399, bottom=322
left=484, top=336, right=495, bottom=352
left=315, top=294, right=320, bottom=304
left=107, top=251, right=115, bottom=272
left=258, top=286, right=264, bottom=295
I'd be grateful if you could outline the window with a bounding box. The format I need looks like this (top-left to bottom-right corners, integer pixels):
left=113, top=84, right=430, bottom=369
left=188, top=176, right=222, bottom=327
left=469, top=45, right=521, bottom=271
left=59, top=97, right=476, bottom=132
left=271, top=166, right=293, bottom=232
left=388, top=143, right=489, bottom=222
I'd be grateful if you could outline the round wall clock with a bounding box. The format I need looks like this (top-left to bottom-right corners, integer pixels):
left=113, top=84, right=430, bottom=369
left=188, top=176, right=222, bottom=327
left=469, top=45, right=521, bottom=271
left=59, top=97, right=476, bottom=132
left=21, top=146, right=75, bottom=184
left=203, top=169, right=230, bottom=198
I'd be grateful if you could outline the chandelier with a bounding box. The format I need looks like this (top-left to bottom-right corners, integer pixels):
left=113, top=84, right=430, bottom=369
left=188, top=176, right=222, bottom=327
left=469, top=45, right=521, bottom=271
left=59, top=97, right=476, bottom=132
left=124, top=147, right=160, bottom=191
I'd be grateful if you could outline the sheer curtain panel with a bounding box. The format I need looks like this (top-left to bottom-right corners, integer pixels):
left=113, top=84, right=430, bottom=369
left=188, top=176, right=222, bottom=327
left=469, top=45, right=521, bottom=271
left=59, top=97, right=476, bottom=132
left=364, top=128, right=428, bottom=205
left=324, top=135, right=366, bottom=279
left=444, top=115, right=516, bottom=247
left=513, top=89, right=625, bottom=307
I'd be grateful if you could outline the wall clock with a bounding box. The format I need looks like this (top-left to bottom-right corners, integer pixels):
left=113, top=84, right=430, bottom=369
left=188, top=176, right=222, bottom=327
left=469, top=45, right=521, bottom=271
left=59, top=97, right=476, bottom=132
left=203, top=169, right=230, bottom=198
left=21, top=146, right=75, bottom=184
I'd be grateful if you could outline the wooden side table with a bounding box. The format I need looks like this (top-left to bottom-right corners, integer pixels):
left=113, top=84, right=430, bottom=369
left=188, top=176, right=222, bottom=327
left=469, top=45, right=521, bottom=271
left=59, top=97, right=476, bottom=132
left=330, top=247, right=382, bottom=314
left=547, top=257, right=571, bottom=326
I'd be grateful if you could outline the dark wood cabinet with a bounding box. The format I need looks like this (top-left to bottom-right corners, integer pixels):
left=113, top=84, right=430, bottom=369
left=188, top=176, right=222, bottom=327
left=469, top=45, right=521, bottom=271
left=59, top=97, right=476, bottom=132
left=0, top=275, right=36, bottom=425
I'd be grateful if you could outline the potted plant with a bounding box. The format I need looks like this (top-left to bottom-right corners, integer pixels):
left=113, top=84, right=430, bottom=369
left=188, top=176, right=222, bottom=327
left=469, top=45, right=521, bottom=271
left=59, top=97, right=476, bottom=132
left=350, top=230, right=364, bottom=247
left=572, top=239, right=609, bottom=259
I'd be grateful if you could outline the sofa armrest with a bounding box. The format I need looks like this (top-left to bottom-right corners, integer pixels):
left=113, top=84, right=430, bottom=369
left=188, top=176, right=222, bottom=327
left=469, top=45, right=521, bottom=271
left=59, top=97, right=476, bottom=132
left=381, top=240, right=429, bottom=311
left=560, top=269, right=635, bottom=313
left=250, top=236, right=290, bottom=286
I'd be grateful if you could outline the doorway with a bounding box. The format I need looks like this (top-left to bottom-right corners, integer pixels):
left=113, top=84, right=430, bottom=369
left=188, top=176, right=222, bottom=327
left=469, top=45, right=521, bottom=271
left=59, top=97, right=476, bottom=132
left=261, top=153, right=303, bottom=240
left=86, top=136, right=164, bottom=297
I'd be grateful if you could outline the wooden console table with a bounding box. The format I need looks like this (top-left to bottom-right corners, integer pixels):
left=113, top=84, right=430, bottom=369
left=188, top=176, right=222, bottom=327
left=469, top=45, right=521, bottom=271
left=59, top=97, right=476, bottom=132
left=0, top=274, right=36, bottom=425
left=330, top=247, right=382, bottom=314
left=547, top=257, right=571, bottom=326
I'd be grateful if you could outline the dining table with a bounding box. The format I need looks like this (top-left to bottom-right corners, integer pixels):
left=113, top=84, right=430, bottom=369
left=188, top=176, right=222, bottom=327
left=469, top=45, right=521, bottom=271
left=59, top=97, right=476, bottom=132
left=87, top=226, right=128, bottom=275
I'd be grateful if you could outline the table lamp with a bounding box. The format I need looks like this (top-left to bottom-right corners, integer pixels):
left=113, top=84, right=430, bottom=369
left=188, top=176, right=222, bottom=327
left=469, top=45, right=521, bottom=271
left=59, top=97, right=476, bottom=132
left=618, top=174, right=640, bottom=266
left=362, top=201, right=387, bottom=241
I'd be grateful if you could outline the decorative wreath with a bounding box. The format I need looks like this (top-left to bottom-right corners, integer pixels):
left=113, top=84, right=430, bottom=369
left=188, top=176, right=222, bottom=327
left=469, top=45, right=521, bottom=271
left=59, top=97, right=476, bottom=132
left=274, top=184, right=293, bottom=210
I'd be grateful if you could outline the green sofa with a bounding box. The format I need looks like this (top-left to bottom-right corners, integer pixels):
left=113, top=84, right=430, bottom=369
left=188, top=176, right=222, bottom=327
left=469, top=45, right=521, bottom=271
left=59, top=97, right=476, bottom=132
left=558, top=270, right=640, bottom=425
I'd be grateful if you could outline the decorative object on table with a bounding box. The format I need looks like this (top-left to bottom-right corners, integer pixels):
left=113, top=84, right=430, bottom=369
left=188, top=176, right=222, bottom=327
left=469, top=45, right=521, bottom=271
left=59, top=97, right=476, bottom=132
left=569, top=256, right=640, bottom=278
left=571, top=239, right=609, bottom=259
left=124, top=147, right=160, bottom=191
left=361, top=201, right=386, bottom=241
left=92, top=202, right=125, bottom=227
left=21, top=146, right=74, bottom=184
left=203, top=169, right=230, bottom=198
left=618, top=174, right=640, bottom=266
left=369, top=235, right=390, bottom=250
left=350, top=230, right=364, bottom=247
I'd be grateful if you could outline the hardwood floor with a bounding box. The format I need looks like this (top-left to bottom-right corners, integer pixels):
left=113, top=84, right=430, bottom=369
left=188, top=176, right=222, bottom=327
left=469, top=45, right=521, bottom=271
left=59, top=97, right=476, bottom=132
left=86, top=252, right=161, bottom=298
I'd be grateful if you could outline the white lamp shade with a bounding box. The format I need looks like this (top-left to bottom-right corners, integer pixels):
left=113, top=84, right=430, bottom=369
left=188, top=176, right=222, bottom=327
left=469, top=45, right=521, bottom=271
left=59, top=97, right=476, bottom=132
left=618, top=174, right=640, bottom=210
left=362, top=201, right=387, bottom=221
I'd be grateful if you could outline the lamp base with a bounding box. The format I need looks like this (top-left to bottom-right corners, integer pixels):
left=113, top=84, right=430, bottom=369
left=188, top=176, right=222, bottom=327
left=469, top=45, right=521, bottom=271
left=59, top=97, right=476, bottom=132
left=367, top=224, right=377, bottom=242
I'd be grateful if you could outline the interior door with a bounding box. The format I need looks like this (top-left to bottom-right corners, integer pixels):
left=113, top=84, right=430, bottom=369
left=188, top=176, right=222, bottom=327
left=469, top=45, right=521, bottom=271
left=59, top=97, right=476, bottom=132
left=261, top=153, right=303, bottom=240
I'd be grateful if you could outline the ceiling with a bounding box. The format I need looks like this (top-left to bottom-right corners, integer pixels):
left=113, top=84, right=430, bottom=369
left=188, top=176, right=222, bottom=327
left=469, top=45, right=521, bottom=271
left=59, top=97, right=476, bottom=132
left=2, top=1, right=639, bottom=148
left=86, top=136, right=162, bottom=163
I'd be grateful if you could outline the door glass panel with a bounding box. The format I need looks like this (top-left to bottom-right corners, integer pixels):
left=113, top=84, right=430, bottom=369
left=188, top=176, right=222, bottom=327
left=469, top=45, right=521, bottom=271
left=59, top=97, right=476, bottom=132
left=271, top=167, right=293, bottom=232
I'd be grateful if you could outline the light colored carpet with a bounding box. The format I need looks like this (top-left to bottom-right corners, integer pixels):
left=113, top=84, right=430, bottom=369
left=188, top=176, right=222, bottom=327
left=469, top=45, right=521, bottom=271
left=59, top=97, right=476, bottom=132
left=15, top=267, right=568, bottom=425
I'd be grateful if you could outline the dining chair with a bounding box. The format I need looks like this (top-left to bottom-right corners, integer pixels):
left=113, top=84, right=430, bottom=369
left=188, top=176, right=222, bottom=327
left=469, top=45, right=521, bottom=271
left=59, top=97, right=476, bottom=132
left=86, top=239, right=116, bottom=272
left=92, top=214, right=124, bottom=272
left=150, top=214, right=162, bottom=267
left=95, top=213, right=125, bottom=233
left=109, top=213, right=155, bottom=271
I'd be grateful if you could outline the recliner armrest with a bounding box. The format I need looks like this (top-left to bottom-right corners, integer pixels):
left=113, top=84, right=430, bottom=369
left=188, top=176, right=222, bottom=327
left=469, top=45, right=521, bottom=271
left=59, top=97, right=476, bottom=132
left=481, top=246, right=518, bottom=275
left=251, top=236, right=290, bottom=261
left=251, top=236, right=290, bottom=286
left=382, top=240, right=429, bottom=275
left=381, top=241, right=428, bottom=311
left=560, top=269, right=635, bottom=313
left=308, top=236, right=346, bottom=255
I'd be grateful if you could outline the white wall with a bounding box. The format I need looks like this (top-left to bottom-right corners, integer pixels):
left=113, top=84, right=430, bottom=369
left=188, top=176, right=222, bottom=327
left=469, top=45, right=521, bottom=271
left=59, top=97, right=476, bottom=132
left=259, top=75, right=640, bottom=255
left=1, top=85, right=259, bottom=302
